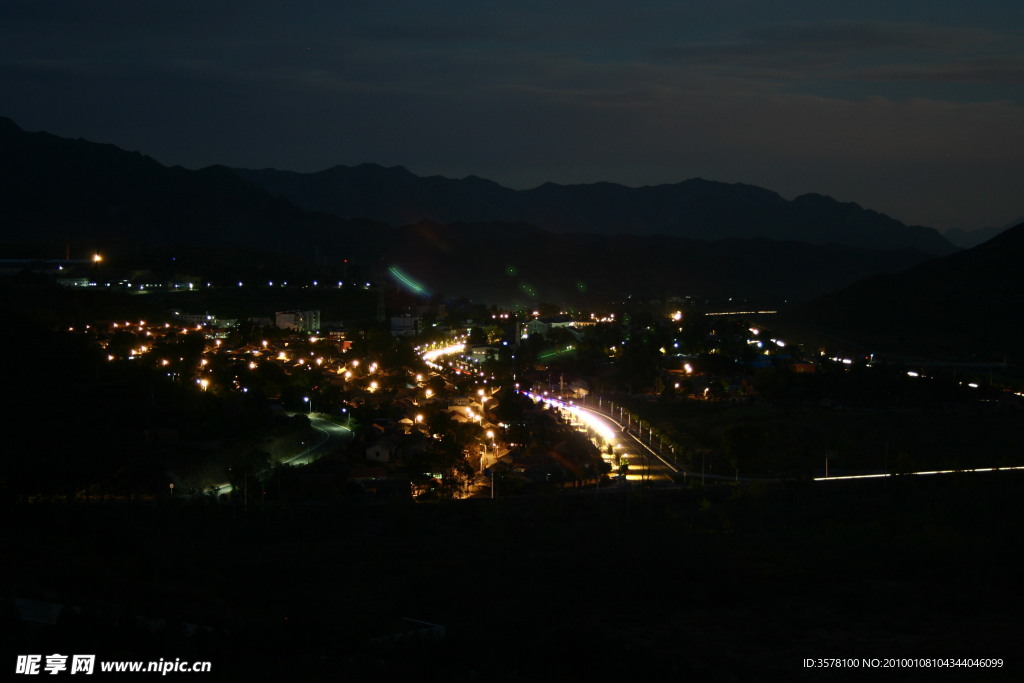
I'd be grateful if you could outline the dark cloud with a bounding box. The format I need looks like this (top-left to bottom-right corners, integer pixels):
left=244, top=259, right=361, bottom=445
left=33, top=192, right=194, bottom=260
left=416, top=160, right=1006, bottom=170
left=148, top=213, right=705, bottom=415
left=0, top=1, right=1021, bottom=229
left=741, top=21, right=992, bottom=54
left=843, top=57, right=1024, bottom=84
left=651, top=21, right=1004, bottom=72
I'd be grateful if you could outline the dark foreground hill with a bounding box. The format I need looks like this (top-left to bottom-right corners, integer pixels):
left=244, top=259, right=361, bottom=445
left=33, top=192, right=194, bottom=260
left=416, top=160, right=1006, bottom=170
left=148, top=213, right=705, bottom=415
left=789, top=223, right=1024, bottom=358
left=7, top=473, right=1023, bottom=680
left=236, top=163, right=955, bottom=254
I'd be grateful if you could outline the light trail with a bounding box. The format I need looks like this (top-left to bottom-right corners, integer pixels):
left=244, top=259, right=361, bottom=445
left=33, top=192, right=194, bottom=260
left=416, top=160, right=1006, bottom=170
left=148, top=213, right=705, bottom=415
left=814, top=466, right=1024, bottom=481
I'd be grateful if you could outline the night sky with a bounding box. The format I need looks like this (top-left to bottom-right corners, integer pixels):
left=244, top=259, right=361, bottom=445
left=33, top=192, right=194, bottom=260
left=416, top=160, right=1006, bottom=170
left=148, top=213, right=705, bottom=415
left=2, top=0, right=1021, bottom=231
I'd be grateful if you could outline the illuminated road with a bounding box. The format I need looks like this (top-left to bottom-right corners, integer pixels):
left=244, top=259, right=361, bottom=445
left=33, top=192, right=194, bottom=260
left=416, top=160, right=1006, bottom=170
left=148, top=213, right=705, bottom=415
left=421, top=349, right=1024, bottom=491
left=525, top=392, right=679, bottom=487
left=547, top=395, right=788, bottom=485
left=578, top=399, right=1024, bottom=484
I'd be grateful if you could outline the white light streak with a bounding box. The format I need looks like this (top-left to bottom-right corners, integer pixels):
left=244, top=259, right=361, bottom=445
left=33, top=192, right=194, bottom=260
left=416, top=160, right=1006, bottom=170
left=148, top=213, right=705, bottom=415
left=814, top=466, right=1024, bottom=481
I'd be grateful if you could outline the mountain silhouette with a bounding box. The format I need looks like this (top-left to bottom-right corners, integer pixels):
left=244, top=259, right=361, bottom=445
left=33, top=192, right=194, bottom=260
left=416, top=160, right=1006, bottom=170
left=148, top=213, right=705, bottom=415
left=0, top=116, right=945, bottom=304
left=235, top=164, right=954, bottom=254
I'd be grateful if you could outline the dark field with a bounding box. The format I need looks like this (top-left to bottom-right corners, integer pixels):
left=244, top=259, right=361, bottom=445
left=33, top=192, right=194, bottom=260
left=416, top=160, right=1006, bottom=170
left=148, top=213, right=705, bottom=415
left=5, top=471, right=1022, bottom=681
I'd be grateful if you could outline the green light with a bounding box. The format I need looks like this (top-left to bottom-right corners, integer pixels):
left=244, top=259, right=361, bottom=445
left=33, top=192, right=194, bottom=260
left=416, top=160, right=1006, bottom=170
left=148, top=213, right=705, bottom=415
left=388, top=266, right=428, bottom=295
left=538, top=346, right=577, bottom=361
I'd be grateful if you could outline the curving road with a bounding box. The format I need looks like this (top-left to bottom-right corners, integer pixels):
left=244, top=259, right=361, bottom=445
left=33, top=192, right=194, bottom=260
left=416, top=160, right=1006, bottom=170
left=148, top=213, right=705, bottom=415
left=283, top=414, right=353, bottom=466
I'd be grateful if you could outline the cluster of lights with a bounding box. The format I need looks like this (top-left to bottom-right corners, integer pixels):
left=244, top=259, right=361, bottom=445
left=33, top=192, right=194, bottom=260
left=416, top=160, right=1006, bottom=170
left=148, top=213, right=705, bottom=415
left=422, top=343, right=466, bottom=363
left=705, top=310, right=778, bottom=316
left=97, top=315, right=499, bottom=422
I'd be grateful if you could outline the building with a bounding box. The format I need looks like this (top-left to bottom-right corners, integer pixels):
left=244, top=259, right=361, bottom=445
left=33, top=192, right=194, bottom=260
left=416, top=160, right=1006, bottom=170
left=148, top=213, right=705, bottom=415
left=366, top=438, right=398, bottom=463
left=522, top=316, right=595, bottom=339
left=390, top=315, right=420, bottom=337
left=470, top=345, right=498, bottom=363
left=275, top=310, right=321, bottom=332
left=171, top=311, right=236, bottom=329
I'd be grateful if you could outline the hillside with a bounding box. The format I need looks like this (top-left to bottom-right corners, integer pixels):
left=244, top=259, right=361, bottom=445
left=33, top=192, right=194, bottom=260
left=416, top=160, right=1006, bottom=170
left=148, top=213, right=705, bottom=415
left=789, top=223, right=1024, bottom=358
left=0, top=116, right=347, bottom=255
left=339, top=221, right=941, bottom=305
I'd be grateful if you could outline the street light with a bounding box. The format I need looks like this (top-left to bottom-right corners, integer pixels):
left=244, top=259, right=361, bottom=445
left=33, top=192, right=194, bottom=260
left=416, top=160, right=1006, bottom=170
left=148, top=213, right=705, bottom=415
left=303, top=396, right=312, bottom=414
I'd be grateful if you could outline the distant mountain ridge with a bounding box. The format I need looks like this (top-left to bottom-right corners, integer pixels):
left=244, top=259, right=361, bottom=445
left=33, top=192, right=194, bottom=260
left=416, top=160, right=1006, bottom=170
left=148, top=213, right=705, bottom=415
left=944, top=218, right=1023, bottom=249
left=0, top=116, right=949, bottom=305
left=235, top=164, right=955, bottom=254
